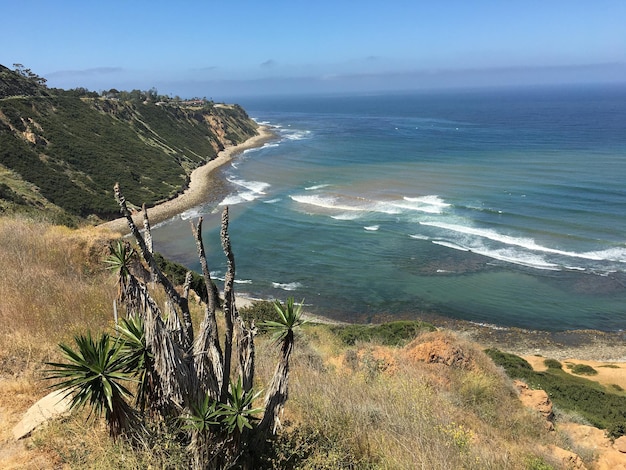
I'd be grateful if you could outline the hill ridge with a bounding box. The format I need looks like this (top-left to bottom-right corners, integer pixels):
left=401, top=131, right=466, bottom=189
left=0, top=64, right=259, bottom=224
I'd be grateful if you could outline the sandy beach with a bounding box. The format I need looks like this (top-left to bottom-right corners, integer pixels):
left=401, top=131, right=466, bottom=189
left=99, top=125, right=275, bottom=235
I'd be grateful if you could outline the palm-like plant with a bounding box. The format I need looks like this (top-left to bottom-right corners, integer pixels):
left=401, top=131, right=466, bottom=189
left=182, top=393, right=222, bottom=433
left=263, top=298, right=307, bottom=348
left=258, top=298, right=307, bottom=434
left=45, top=331, right=136, bottom=438
left=104, top=240, right=137, bottom=309
left=221, top=377, right=263, bottom=435
left=117, top=315, right=155, bottom=413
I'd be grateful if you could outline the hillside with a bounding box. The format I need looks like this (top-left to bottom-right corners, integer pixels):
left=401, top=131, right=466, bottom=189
left=0, top=64, right=258, bottom=224
left=2, top=215, right=626, bottom=468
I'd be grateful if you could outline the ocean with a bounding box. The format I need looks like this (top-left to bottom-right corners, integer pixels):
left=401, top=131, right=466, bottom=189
left=151, top=85, right=626, bottom=331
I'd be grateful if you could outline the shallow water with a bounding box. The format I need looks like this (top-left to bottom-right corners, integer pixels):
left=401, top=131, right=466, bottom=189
left=152, top=85, right=626, bottom=331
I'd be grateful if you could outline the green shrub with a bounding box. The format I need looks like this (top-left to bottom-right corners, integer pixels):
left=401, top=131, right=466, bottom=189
left=329, top=320, right=435, bottom=346
left=486, top=349, right=626, bottom=435
left=239, top=301, right=283, bottom=334
left=570, top=364, right=598, bottom=376
left=543, top=359, right=562, bottom=370
left=153, top=252, right=219, bottom=306
left=607, top=423, right=626, bottom=440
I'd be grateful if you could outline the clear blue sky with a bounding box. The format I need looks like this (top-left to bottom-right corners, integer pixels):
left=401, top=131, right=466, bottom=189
left=2, top=0, right=625, bottom=99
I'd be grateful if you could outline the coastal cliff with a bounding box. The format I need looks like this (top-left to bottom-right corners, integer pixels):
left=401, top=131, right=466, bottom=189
left=0, top=64, right=258, bottom=224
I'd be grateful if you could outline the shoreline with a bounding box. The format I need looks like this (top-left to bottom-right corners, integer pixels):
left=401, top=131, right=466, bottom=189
left=233, top=294, right=626, bottom=362
left=96, top=125, right=626, bottom=363
left=99, top=125, right=276, bottom=234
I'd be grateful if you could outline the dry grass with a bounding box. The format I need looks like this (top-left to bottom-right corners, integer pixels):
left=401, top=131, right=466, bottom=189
left=254, top=329, right=564, bottom=469
left=0, top=216, right=119, bottom=462
left=0, top=216, right=574, bottom=468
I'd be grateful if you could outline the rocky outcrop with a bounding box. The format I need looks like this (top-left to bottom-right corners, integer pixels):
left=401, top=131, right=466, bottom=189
left=544, top=445, right=587, bottom=470
left=404, top=333, right=475, bottom=369
left=559, top=422, right=626, bottom=470
left=514, top=380, right=554, bottom=431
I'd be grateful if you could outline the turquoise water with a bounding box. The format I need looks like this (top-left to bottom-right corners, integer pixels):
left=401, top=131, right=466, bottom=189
left=152, top=85, right=626, bottom=331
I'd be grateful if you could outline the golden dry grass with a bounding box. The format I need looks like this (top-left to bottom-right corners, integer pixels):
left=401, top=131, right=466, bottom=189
left=255, top=329, right=566, bottom=469
left=0, top=216, right=580, bottom=468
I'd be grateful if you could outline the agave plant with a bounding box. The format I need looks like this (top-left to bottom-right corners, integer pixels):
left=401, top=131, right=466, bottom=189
left=221, top=377, right=263, bottom=435
left=182, top=393, right=222, bottom=433
left=257, top=298, right=307, bottom=434
left=116, top=315, right=155, bottom=413
left=45, top=331, right=136, bottom=438
left=263, top=298, right=307, bottom=345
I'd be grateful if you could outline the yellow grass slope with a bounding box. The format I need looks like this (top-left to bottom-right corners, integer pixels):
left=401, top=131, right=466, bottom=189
left=0, top=215, right=595, bottom=469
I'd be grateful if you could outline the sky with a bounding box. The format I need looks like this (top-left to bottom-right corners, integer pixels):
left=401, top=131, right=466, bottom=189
left=2, top=0, right=625, bottom=99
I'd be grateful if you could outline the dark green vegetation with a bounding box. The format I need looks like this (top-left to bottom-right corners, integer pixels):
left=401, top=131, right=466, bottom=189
left=154, top=251, right=217, bottom=306
left=567, top=363, right=598, bottom=376
left=486, top=349, right=626, bottom=438
left=0, top=64, right=258, bottom=221
left=329, top=320, right=436, bottom=346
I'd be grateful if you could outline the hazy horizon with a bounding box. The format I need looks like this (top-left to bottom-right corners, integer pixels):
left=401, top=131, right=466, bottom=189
left=3, top=1, right=625, bottom=100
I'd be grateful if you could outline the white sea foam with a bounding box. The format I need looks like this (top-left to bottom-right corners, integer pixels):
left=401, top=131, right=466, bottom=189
left=364, top=225, right=379, bottom=231
left=392, top=200, right=445, bottom=214
left=404, top=195, right=450, bottom=207
left=331, top=213, right=362, bottom=220
left=432, top=238, right=561, bottom=270
left=409, top=234, right=430, bottom=240
left=180, top=207, right=204, bottom=220
left=471, top=248, right=561, bottom=271
left=421, top=221, right=621, bottom=262
left=432, top=241, right=470, bottom=252
left=227, top=177, right=270, bottom=194
left=263, top=198, right=281, bottom=204
left=305, top=184, right=331, bottom=191
left=219, top=192, right=257, bottom=206
left=281, top=129, right=311, bottom=141
left=219, top=177, right=271, bottom=206
left=290, top=194, right=361, bottom=212
left=290, top=194, right=401, bottom=215
left=272, top=281, right=302, bottom=291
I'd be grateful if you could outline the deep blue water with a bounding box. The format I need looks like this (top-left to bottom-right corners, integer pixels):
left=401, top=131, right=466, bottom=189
left=152, top=85, right=626, bottom=331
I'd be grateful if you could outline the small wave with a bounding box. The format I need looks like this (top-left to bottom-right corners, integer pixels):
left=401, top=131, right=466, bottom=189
left=472, top=246, right=561, bottom=271
left=219, top=177, right=271, bottom=206
left=305, top=184, right=331, bottom=191
left=227, top=176, right=270, bottom=194
left=180, top=207, right=204, bottom=220
left=421, top=221, right=623, bottom=262
left=272, top=281, right=302, bottom=291
left=235, top=279, right=253, bottom=284
left=263, top=198, right=281, bottom=204
left=432, top=240, right=470, bottom=252
left=290, top=194, right=401, bottom=215
left=409, top=234, right=430, bottom=240
left=394, top=195, right=450, bottom=214
left=364, top=225, right=379, bottom=231
left=332, top=213, right=362, bottom=220
left=219, top=192, right=258, bottom=206
left=404, top=195, right=450, bottom=207
left=281, top=129, right=311, bottom=141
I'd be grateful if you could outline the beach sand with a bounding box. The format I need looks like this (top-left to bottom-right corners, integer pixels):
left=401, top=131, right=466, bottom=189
left=99, top=125, right=275, bottom=235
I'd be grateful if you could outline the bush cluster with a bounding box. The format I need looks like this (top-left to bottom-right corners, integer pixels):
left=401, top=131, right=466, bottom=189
left=485, top=349, right=626, bottom=437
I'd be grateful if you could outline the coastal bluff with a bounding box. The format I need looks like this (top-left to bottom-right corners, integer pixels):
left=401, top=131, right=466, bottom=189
left=0, top=63, right=259, bottom=224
